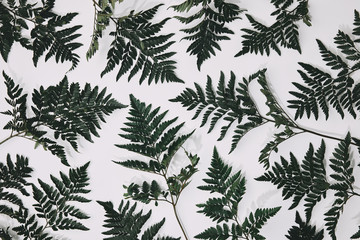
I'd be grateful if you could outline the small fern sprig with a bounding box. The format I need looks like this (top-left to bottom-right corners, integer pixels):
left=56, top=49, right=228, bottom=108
left=288, top=10, right=360, bottom=120
left=98, top=200, right=180, bottom=239
left=325, top=133, right=359, bottom=240
left=236, top=0, right=310, bottom=56
left=0, top=72, right=125, bottom=165
left=172, top=0, right=245, bottom=70
left=256, top=140, right=329, bottom=222
left=0, top=0, right=82, bottom=71
left=0, top=155, right=91, bottom=238
left=115, top=94, right=199, bottom=240
left=31, top=162, right=91, bottom=233
left=89, top=2, right=182, bottom=84
left=170, top=70, right=266, bottom=154
left=286, top=211, right=324, bottom=240
left=257, top=134, right=360, bottom=240
left=195, top=147, right=281, bottom=240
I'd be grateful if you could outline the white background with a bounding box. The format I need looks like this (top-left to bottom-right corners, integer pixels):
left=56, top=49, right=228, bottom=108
left=1, top=0, right=360, bottom=239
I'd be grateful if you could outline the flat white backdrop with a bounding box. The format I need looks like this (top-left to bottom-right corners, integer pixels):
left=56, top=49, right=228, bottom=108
left=1, top=0, right=360, bottom=239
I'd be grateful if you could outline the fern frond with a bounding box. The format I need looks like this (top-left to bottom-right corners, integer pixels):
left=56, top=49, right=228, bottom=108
left=195, top=223, right=235, bottom=239
left=117, top=94, right=193, bottom=164
left=325, top=133, right=354, bottom=240
left=259, top=126, right=296, bottom=169
left=236, top=0, right=309, bottom=57
left=289, top=11, right=360, bottom=119
left=123, top=180, right=164, bottom=205
left=174, top=0, right=244, bottom=69
left=100, top=4, right=182, bottom=84
left=286, top=211, right=324, bottom=240
left=197, top=147, right=246, bottom=223
left=32, top=162, right=91, bottom=231
left=0, top=154, right=33, bottom=214
left=242, top=207, right=281, bottom=239
left=1, top=71, right=27, bottom=132
left=171, top=70, right=265, bottom=153
left=98, top=200, right=180, bottom=239
left=256, top=141, right=329, bottom=221
left=1, top=73, right=125, bottom=165
left=352, top=226, right=360, bottom=239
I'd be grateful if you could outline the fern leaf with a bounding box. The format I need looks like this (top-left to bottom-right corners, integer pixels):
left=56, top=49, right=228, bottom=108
left=195, top=223, right=233, bottom=239
left=286, top=211, right=324, bottom=240
left=242, top=207, right=281, bottom=239
left=352, top=226, right=360, bottom=239
left=257, top=141, right=329, bottom=221
left=236, top=1, right=309, bottom=57
left=32, top=162, right=91, bottom=232
left=98, top=200, right=179, bottom=239
left=101, top=4, right=182, bottom=84
left=171, top=71, right=264, bottom=153
left=175, top=0, right=244, bottom=69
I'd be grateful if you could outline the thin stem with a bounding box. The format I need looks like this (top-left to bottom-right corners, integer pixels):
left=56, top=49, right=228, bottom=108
left=161, top=172, right=189, bottom=240
left=0, top=131, right=26, bottom=145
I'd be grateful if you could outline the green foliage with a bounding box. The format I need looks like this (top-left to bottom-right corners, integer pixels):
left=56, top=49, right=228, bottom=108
left=32, top=162, right=91, bottom=232
left=98, top=200, right=180, bottom=240
left=236, top=0, right=310, bottom=56
left=171, top=70, right=265, bottom=153
left=1, top=72, right=125, bottom=165
left=0, top=155, right=91, bottom=239
left=89, top=3, right=182, bottom=84
left=288, top=10, right=360, bottom=120
left=286, top=211, right=324, bottom=240
left=115, top=94, right=198, bottom=238
left=172, top=0, right=245, bottom=70
left=0, top=0, right=82, bottom=71
left=324, top=133, right=355, bottom=240
left=256, top=140, right=329, bottom=221
left=258, top=134, right=360, bottom=240
left=0, top=154, right=33, bottom=214
left=196, top=147, right=281, bottom=240
left=352, top=227, right=360, bottom=239
left=116, top=95, right=198, bottom=203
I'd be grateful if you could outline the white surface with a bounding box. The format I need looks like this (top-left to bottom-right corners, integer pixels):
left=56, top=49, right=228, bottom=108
left=1, top=0, right=360, bottom=239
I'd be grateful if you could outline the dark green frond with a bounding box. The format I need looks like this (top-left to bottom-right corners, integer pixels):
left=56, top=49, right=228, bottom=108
left=288, top=13, right=360, bottom=119
left=174, top=0, right=244, bottom=69
left=286, top=211, right=324, bottom=240
left=197, top=147, right=246, bottom=222
left=171, top=70, right=264, bottom=153
left=242, top=207, right=281, bottom=239
left=325, top=133, right=354, bottom=240
left=32, top=162, right=91, bottom=232
left=98, top=200, right=179, bottom=239
left=257, top=141, right=329, bottom=221
left=123, top=180, right=164, bottom=205
left=236, top=1, right=310, bottom=57
left=100, top=4, right=182, bottom=84
left=352, top=226, right=360, bottom=239
left=1, top=71, right=28, bottom=132
left=2, top=73, right=125, bottom=165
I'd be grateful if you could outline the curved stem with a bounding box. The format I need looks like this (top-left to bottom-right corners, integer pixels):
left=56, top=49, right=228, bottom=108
left=0, top=131, right=26, bottom=145
left=171, top=202, right=189, bottom=240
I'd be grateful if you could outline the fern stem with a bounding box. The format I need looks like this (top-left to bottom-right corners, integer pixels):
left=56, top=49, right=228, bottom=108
left=171, top=202, right=189, bottom=240
left=0, top=131, right=26, bottom=145
left=161, top=171, right=189, bottom=240
left=261, top=115, right=359, bottom=146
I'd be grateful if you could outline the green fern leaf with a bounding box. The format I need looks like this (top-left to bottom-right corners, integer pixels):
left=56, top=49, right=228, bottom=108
left=242, top=207, right=281, bottom=239
left=325, top=133, right=354, bottom=240
left=171, top=70, right=264, bottom=153
left=100, top=4, right=182, bottom=84
left=286, top=211, right=324, bottom=240
left=236, top=0, right=309, bottom=57
left=98, top=200, right=180, bottom=239
left=174, top=0, right=244, bottom=69
left=2, top=73, right=125, bottom=165
left=32, top=162, right=91, bottom=232
left=352, top=226, right=360, bottom=239
left=257, top=141, right=329, bottom=221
